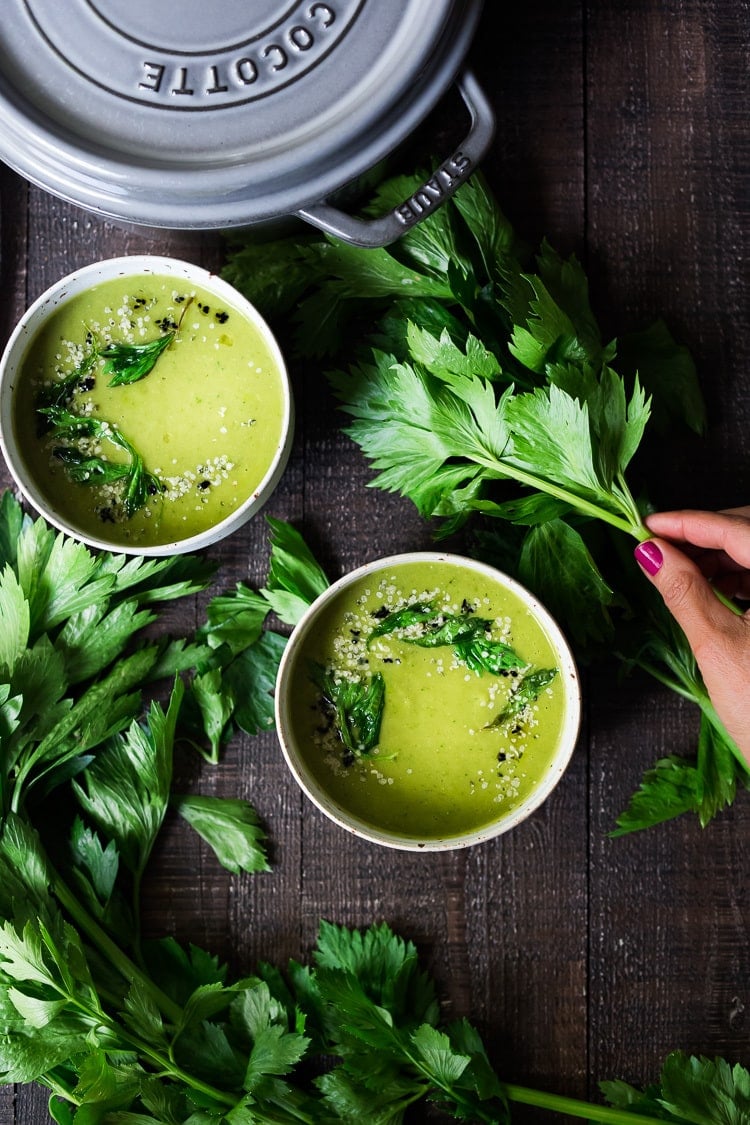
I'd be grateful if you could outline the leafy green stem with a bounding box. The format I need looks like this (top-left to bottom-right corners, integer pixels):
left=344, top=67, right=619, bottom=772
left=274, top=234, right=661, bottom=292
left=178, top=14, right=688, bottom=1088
left=28, top=974, right=219, bottom=1108
left=692, top=692, right=749, bottom=775
left=116, top=1033, right=236, bottom=1110
left=477, top=454, right=648, bottom=540
left=629, top=658, right=700, bottom=704
left=131, top=868, right=145, bottom=969
left=712, top=586, right=745, bottom=617
left=51, top=872, right=184, bottom=1025
left=505, top=1083, right=666, bottom=1123
left=614, top=472, right=649, bottom=537
left=633, top=658, right=750, bottom=777
left=387, top=1037, right=505, bottom=1124
left=58, top=992, right=238, bottom=1112
left=41, top=1073, right=80, bottom=1107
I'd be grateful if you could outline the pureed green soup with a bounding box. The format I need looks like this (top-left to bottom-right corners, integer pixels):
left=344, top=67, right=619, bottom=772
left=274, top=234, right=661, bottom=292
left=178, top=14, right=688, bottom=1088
left=14, top=274, right=287, bottom=547
left=287, top=559, right=571, bottom=842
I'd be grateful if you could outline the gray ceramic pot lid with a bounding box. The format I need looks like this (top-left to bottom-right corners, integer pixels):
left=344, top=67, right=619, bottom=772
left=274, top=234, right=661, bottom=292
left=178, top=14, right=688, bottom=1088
left=0, top=0, right=488, bottom=234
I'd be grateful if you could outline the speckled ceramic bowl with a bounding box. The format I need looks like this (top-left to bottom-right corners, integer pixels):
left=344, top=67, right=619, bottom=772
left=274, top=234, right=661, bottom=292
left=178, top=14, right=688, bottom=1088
left=275, top=551, right=581, bottom=851
left=0, top=255, right=293, bottom=555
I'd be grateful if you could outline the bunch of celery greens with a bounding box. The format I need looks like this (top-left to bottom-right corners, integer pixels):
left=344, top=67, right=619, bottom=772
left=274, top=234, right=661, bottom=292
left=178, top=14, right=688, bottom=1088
left=222, top=168, right=748, bottom=836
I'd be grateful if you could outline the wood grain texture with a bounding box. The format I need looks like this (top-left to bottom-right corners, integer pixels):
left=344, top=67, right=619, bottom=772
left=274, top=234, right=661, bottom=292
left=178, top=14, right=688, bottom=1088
left=1, top=0, right=749, bottom=1121
left=585, top=0, right=750, bottom=1098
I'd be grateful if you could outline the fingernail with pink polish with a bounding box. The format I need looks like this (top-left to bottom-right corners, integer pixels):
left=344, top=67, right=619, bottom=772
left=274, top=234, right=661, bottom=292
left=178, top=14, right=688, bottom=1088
left=634, top=540, right=663, bottom=576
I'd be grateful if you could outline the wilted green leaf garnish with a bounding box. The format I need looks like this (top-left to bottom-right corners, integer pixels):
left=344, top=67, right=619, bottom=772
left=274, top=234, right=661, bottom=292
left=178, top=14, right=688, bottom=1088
left=41, top=405, right=163, bottom=519
left=100, top=294, right=193, bottom=387
left=51, top=446, right=130, bottom=487
left=34, top=351, right=98, bottom=429
left=368, top=601, right=527, bottom=675
left=99, top=332, right=175, bottom=387
left=366, top=601, right=435, bottom=644
left=309, top=663, right=385, bottom=759
left=485, top=668, right=558, bottom=730
left=454, top=637, right=529, bottom=676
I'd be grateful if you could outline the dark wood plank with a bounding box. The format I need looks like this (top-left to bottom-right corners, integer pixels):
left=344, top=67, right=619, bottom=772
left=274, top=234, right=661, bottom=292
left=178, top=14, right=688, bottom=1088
left=586, top=0, right=750, bottom=1096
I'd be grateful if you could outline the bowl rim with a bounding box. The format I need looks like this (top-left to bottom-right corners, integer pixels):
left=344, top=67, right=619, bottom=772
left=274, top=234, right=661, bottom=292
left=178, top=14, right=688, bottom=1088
left=0, top=254, right=293, bottom=556
left=274, top=550, right=582, bottom=852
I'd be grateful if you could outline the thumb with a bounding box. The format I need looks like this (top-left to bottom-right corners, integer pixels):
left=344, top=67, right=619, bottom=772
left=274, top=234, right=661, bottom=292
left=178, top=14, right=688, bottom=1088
left=633, top=537, right=739, bottom=658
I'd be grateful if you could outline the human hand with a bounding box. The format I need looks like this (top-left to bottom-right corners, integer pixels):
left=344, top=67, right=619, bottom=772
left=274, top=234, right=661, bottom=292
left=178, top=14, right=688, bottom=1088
left=633, top=506, right=750, bottom=766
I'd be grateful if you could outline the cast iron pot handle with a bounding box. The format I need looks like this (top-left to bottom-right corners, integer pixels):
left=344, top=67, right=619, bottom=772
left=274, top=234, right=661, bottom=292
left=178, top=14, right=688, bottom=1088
left=295, top=70, right=495, bottom=249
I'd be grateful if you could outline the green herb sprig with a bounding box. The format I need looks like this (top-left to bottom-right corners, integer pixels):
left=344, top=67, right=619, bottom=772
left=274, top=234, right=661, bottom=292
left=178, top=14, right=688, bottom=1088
left=32, top=298, right=196, bottom=518
left=485, top=667, right=558, bottom=729
left=99, top=331, right=175, bottom=387
left=98, top=293, right=193, bottom=386
left=13, top=912, right=744, bottom=1124
left=42, top=405, right=163, bottom=518
left=309, top=663, right=386, bottom=759
left=34, top=351, right=98, bottom=427
left=0, top=488, right=270, bottom=872
left=368, top=601, right=529, bottom=675
left=182, top=516, right=328, bottom=763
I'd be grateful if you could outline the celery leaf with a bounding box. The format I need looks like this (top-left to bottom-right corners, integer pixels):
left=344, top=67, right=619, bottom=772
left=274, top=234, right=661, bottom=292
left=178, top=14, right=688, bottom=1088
left=172, top=794, right=269, bottom=875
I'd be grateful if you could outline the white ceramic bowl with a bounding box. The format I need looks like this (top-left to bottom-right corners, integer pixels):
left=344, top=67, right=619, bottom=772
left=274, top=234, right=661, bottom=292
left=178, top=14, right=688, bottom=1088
left=0, top=255, right=293, bottom=555
left=275, top=552, right=581, bottom=851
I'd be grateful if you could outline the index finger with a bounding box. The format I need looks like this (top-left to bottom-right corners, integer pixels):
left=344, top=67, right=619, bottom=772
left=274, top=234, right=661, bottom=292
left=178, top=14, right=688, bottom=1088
left=644, top=509, right=750, bottom=568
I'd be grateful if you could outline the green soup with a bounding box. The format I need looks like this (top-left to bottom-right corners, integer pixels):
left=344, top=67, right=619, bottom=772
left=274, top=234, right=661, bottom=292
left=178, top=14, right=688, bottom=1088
left=286, top=559, right=574, bottom=842
left=14, top=274, right=287, bottom=547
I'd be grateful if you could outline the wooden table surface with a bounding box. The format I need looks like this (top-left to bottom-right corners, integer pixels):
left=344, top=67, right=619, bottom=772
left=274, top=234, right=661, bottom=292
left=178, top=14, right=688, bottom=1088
left=1, top=1, right=749, bottom=1121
